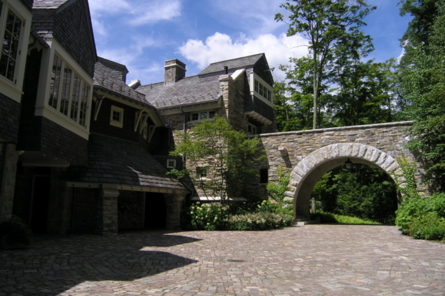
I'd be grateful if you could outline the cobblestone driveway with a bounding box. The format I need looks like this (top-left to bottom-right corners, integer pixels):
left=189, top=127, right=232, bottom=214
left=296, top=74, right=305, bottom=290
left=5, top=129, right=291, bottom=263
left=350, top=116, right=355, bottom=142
left=1, top=225, right=444, bottom=295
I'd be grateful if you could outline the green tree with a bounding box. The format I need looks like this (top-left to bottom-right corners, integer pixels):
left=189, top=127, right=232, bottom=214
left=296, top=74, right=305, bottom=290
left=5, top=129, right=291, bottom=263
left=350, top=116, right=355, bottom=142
left=275, top=0, right=375, bottom=129
left=399, top=1, right=445, bottom=192
left=169, top=116, right=265, bottom=202
left=328, top=59, right=398, bottom=126
left=313, top=165, right=398, bottom=223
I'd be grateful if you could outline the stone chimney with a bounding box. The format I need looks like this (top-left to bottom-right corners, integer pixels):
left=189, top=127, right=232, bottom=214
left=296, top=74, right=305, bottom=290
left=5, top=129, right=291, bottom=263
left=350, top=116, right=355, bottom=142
left=164, top=59, right=186, bottom=83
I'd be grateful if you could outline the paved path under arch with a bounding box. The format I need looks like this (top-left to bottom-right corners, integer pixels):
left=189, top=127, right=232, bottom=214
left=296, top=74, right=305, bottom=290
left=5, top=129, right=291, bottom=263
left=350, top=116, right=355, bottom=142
left=1, top=225, right=444, bottom=295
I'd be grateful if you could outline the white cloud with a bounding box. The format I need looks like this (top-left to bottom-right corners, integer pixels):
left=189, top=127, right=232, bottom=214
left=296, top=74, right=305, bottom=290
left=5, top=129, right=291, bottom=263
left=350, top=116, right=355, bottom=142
left=209, top=0, right=285, bottom=36
left=89, top=0, right=130, bottom=16
left=178, top=32, right=309, bottom=80
left=129, top=1, right=182, bottom=25
left=89, top=0, right=182, bottom=26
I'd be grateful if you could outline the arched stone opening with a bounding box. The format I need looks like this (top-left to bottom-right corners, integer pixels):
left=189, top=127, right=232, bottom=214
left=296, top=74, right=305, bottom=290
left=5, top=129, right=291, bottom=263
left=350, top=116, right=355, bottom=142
left=288, top=143, right=405, bottom=219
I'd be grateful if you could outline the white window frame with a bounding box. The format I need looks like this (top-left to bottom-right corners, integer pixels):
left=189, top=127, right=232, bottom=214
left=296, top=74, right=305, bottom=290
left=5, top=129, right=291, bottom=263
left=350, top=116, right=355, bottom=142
left=250, top=73, right=274, bottom=107
left=0, top=0, right=32, bottom=103
left=247, top=123, right=258, bottom=135
left=166, top=159, right=176, bottom=169
left=187, top=110, right=216, bottom=122
left=110, top=105, right=124, bottom=128
left=34, top=39, right=93, bottom=140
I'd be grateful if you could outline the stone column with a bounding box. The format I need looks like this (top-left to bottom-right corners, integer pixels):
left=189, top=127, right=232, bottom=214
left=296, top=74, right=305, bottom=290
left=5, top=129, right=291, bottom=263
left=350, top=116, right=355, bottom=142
left=100, top=184, right=119, bottom=235
left=0, top=143, right=19, bottom=223
left=165, top=192, right=186, bottom=230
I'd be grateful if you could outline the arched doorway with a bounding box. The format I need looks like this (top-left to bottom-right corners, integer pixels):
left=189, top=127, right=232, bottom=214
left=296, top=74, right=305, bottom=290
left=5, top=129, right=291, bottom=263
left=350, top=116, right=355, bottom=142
left=289, top=143, right=405, bottom=219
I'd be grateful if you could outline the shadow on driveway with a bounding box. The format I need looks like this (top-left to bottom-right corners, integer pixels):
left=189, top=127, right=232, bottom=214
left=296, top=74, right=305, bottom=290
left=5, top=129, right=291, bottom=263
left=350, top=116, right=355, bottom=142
left=0, top=231, right=199, bottom=295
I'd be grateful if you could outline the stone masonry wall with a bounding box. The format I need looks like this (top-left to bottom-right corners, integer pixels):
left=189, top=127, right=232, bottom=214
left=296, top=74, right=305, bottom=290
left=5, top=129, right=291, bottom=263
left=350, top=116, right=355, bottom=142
left=247, top=122, right=418, bottom=199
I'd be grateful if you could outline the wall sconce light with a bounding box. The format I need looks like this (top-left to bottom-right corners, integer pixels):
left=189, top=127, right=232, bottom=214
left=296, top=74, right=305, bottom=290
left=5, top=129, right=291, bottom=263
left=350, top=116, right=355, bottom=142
left=344, top=158, right=353, bottom=171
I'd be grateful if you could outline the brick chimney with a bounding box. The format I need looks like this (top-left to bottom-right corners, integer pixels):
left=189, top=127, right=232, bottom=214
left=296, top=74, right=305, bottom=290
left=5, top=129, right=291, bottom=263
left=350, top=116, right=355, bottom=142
left=164, top=59, right=186, bottom=83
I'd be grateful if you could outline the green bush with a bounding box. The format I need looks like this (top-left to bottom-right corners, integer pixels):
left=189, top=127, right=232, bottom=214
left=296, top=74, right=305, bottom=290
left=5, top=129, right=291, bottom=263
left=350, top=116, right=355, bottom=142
left=396, top=194, right=445, bottom=232
left=186, top=202, right=230, bottom=230
left=0, top=216, right=32, bottom=249
left=407, top=212, right=445, bottom=240
left=183, top=201, right=294, bottom=231
left=225, top=212, right=293, bottom=230
left=396, top=193, right=445, bottom=240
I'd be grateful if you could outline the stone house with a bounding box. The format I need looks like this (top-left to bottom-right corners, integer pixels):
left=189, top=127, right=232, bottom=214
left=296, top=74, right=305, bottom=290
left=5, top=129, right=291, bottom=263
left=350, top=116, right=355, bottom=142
left=136, top=54, right=277, bottom=200
left=0, top=0, right=188, bottom=235
left=0, top=0, right=277, bottom=234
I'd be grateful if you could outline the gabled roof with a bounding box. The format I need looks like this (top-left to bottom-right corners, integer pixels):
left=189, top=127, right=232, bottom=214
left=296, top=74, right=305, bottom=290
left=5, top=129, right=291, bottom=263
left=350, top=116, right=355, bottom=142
left=199, top=53, right=265, bottom=76
left=32, top=0, right=97, bottom=77
left=94, top=57, right=148, bottom=106
left=137, top=75, right=221, bottom=110
left=65, top=134, right=187, bottom=192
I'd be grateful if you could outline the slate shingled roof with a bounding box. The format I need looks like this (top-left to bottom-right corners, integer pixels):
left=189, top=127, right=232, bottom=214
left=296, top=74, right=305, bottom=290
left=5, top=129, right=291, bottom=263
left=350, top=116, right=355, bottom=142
left=199, top=53, right=264, bottom=76
left=94, top=57, right=149, bottom=106
left=137, top=75, right=221, bottom=109
left=65, top=134, right=186, bottom=191
left=32, top=0, right=69, bottom=8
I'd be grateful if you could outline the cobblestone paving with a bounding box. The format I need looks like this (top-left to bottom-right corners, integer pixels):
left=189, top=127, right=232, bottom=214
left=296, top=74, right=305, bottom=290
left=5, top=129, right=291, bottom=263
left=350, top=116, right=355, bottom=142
left=1, top=225, right=444, bottom=296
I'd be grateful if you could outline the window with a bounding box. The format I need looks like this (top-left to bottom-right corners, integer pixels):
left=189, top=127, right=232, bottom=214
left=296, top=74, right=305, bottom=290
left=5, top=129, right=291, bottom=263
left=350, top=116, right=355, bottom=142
left=0, top=3, right=22, bottom=82
left=48, top=54, right=91, bottom=127
left=260, top=168, right=268, bottom=184
left=196, top=167, right=208, bottom=179
left=250, top=74, right=273, bottom=105
left=248, top=123, right=257, bottom=135
left=188, top=110, right=216, bottom=122
left=110, top=105, right=124, bottom=128
left=167, top=159, right=176, bottom=169
left=255, top=79, right=272, bottom=101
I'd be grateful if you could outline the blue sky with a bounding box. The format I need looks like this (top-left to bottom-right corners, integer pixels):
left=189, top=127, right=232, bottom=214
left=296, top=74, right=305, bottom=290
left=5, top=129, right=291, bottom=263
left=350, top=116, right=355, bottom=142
left=88, top=0, right=412, bottom=85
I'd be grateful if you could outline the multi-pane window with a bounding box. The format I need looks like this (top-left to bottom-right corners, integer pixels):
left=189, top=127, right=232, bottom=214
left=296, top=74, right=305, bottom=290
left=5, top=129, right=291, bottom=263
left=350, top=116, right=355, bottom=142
left=48, top=54, right=91, bottom=127
left=167, top=159, right=176, bottom=169
left=110, top=105, right=124, bottom=128
left=254, top=79, right=272, bottom=101
left=187, top=110, right=216, bottom=122
left=248, top=123, right=257, bottom=135
left=0, top=3, right=23, bottom=82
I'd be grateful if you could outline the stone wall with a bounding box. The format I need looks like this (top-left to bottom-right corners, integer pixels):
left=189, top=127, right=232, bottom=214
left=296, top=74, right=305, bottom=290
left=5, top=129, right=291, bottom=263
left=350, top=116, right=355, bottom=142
left=247, top=122, right=420, bottom=201
left=262, top=122, right=414, bottom=178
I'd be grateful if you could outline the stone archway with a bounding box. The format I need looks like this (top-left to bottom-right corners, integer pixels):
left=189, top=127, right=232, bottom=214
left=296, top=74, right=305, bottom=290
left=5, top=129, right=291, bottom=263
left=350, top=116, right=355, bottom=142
left=288, top=143, right=405, bottom=218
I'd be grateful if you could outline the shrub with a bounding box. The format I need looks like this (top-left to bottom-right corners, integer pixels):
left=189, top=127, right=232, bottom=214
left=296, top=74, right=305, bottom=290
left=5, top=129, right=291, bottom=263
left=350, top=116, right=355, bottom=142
left=395, top=193, right=445, bottom=234
left=407, top=212, right=445, bottom=241
left=0, top=216, right=32, bottom=249
left=186, top=202, right=230, bottom=230
left=225, top=212, right=293, bottom=230
left=396, top=193, right=445, bottom=240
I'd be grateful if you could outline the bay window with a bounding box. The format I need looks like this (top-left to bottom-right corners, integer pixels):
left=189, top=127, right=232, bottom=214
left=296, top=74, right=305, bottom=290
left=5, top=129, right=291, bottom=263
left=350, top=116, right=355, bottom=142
left=48, top=54, right=91, bottom=127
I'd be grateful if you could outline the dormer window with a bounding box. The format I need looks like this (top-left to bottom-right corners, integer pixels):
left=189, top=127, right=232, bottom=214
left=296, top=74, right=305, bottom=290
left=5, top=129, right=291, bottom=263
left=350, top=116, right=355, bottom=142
left=110, top=105, right=124, bottom=128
